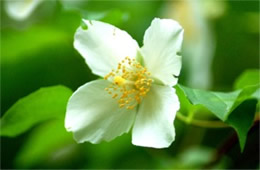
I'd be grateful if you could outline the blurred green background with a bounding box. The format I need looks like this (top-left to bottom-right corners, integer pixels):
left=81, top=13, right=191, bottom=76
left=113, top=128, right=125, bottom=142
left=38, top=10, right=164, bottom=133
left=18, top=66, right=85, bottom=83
left=1, top=0, right=259, bottom=169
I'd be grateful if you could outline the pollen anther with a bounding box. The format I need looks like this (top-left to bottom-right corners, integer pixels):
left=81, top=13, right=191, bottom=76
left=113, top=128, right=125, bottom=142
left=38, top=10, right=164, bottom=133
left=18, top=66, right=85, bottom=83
left=104, top=56, right=152, bottom=109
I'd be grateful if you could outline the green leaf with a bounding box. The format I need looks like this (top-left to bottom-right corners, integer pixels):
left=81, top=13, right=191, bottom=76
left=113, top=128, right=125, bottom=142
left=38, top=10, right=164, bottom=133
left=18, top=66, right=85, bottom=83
left=225, top=99, right=257, bottom=150
left=99, top=9, right=129, bottom=27
left=175, top=85, right=193, bottom=115
left=178, top=84, right=259, bottom=151
left=15, top=120, right=76, bottom=168
left=0, top=86, right=72, bottom=137
left=1, top=26, right=69, bottom=64
left=85, top=9, right=129, bottom=27
left=234, top=69, right=260, bottom=89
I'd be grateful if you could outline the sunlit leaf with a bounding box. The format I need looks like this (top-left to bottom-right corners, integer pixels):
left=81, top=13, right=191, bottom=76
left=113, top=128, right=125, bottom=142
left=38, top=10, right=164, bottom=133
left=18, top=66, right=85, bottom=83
left=234, top=69, right=260, bottom=89
left=1, top=27, right=69, bottom=64
left=0, top=86, right=72, bottom=137
left=178, top=84, right=259, bottom=151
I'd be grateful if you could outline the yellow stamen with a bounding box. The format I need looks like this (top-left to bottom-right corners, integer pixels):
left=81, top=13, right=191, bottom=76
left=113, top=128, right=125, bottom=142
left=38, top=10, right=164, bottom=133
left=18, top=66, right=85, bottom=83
left=104, top=56, right=153, bottom=109
left=114, top=76, right=126, bottom=86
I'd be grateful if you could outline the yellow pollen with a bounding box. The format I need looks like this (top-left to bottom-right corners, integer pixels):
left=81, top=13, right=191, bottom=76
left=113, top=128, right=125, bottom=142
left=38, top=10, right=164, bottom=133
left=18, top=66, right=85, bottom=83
left=104, top=56, right=153, bottom=110
left=112, top=94, right=118, bottom=98
left=114, top=76, right=126, bottom=86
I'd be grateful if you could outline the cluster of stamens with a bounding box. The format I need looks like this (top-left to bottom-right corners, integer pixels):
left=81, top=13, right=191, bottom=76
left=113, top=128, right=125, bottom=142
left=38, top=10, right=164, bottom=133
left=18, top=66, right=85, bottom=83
left=104, top=56, right=153, bottom=110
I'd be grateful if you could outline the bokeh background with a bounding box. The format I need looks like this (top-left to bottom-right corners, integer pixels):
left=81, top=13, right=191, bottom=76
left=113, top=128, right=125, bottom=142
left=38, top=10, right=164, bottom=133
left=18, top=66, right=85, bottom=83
left=1, top=0, right=259, bottom=169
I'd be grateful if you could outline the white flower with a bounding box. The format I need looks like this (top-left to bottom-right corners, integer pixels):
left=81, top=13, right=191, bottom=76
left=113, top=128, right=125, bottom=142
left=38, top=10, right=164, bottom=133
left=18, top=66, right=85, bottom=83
left=65, top=18, right=184, bottom=148
left=5, top=0, right=43, bottom=21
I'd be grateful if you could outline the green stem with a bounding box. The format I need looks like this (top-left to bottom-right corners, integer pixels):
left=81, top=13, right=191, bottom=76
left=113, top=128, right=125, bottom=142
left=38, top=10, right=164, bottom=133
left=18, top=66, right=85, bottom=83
left=176, top=112, right=229, bottom=128
left=187, top=109, right=195, bottom=123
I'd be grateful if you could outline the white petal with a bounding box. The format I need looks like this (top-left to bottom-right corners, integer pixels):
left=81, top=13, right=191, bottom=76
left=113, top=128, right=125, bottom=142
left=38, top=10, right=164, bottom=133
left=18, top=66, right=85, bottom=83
left=74, top=20, right=139, bottom=77
left=65, top=80, right=136, bottom=144
left=141, top=18, right=184, bottom=86
left=132, top=85, right=179, bottom=148
left=5, top=0, right=43, bottom=21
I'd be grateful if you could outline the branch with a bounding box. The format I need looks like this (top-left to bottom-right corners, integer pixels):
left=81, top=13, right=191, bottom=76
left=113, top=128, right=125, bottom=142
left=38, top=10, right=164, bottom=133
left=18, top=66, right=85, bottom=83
left=176, top=112, right=229, bottom=128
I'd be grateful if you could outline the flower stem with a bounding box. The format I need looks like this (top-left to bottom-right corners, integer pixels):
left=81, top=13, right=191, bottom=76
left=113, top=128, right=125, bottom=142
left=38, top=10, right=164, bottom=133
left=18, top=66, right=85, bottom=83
left=176, top=112, right=229, bottom=128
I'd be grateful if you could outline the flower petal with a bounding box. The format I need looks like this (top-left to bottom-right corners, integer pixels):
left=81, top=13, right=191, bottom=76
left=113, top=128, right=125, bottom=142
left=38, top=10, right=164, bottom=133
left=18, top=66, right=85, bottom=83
left=132, top=85, right=179, bottom=148
left=141, top=18, right=184, bottom=86
left=74, top=20, right=139, bottom=77
left=65, top=80, right=136, bottom=144
left=5, top=0, right=43, bottom=21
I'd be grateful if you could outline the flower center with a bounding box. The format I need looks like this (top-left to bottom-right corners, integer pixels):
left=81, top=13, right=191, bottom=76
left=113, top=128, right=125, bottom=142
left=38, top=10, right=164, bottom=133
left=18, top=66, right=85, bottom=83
left=104, top=56, right=153, bottom=110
